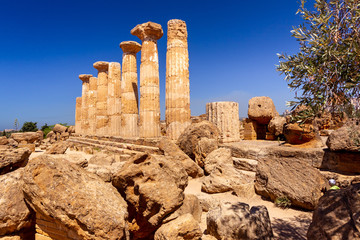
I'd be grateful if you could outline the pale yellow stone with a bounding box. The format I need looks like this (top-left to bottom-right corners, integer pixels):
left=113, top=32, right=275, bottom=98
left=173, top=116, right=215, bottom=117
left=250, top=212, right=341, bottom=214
left=88, top=77, right=98, bottom=135
left=79, top=74, right=92, bottom=135
left=75, top=97, right=82, bottom=134
left=165, top=19, right=191, bottom=140
left=108, top=62, right=121, bottom=136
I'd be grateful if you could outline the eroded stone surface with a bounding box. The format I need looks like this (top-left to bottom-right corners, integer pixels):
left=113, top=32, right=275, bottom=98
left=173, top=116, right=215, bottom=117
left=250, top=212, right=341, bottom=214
left=327, top=123, right=360, bottom=152
left=248, top=96, right=278, bottom=124
left=0, top=148, right=31, bottom=175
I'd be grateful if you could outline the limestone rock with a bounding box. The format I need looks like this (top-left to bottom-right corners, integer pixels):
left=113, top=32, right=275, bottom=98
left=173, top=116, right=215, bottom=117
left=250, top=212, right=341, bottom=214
left=284, top=123, right=316, bottom=144
left=268, top=116, right=286, bottom=136
left=131, top=21, right=163, bottom=41
left=112, top=153, right=188, bottom=239
left=163, top=194, right=202, bottom=224
left=7, top=138, right=18, bottom=147
left=10, top=132, right=40, bottom=144
left=248, top=96, right=278, bottom=124
left=207, top=201, right=273, bottom=240
left=52, top=124, right=67, bottom=133
left=88, top=153, right=115, bottom=165
left=194, top=137, right=218, bottom=168
left=50, top=153, right=88, bottom=168
left=154, top=214, right=202, bottom=240
left=0, top=169, right=34, bottom=236
left=0, top=236, right=21, bottom=240
left=0, top=136, right=8, bottom=145
left=45, top=141, right=69, bottom=154
left=22, top=155, right=129, bottom=240
left=255, top=157, right=328, bottom=210
left=0, top=148, right=31, bottom=175
left=307, top=183, right=360, bottom=239
left=201, top=148, right=255, bottom=197
left=326, top=123, right=360, bottom=152
left=158, top=137, right=204, bottom=178
left=67, top=125, right=75, bottom=134
left=177, top=121, right=220, bottom=159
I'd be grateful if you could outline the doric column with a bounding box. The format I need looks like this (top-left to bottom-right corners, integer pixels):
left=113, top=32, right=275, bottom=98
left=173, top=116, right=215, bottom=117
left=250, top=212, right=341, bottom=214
left=131, top=22, right=163, bottom=138
left=119, top=41, right=141, bottom=137
left=166, top=19, right=191, bottom=140
left=206, top=101, right=241, bottom=143
left=93, top=61, right=109, bottom=136
left=79, top=74, right=92, bottom=135
left=108, top=62, right=121, bottom=136
left=75, top=97, right=82, bottom=134
left=88, top=76, right=98, bottom=135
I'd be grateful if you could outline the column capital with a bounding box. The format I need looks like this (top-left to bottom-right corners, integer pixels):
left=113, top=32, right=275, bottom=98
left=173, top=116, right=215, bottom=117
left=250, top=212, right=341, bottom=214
left=120, top=41, right=141, bottom=54
left=167, top=19, right=187, bottom=40
left=131, top=22, right=163, bottom=41
left=93, top=61, right=109, bottom=72
left=79, top=74, right=92, bottom=82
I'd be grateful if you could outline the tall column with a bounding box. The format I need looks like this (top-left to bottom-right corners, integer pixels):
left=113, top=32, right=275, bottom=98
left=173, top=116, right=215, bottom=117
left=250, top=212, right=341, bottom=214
left=131, top=22, right=163, bottom=138
left=119, top=41, right=141, bottom=137
left=108, top=62, right=121, bottom=136
left=93, top=61, right=109, bottom=136
left=75, top=97, right=82, bottom=134
left=79, top=74, right=92, bottom=135
left=88, top=76, right=98, bottom=135
left=166, top=19, right=191, bottom=140
left=206, top=101, right=241, bottom=143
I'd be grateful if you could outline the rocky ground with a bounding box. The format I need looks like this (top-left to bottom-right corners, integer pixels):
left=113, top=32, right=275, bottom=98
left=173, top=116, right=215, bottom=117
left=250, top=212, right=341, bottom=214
left=30, top=147, right=313, bottom=240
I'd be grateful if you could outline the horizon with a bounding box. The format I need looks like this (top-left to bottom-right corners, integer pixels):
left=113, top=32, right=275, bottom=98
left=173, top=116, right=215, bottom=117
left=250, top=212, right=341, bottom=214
left=0, top=0, right=313, bottom=130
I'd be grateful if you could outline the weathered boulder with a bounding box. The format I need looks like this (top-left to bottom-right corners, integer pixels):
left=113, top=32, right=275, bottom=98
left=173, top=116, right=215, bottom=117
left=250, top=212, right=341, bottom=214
left=88, top=153, right=115, bottom=165
left=0, top=136, right=8, bottom=145
left=207, top=201, right=273, bottom=240
left=202, top=148, right=255, bottom=197
left=0, top=236, right=21, bottom=240
left=45, top=141, right=69, bottom=154
left=154, top=214, right=202, bottom=240
left=0, top=169, right=34, bottom=236
left=284, top=123, right=316, bottom=144
left=112, top=153, right=188, bottom=239
left=255, top=157, right=328, bottom=210
left=50, top=153, right=88, bottom=168
left=52, top=124, right=67, bottom=133
left=22, top=155, right=129, bottom=240
left=248, top=96, right=278, bottom=124
left=10, top=132, right=40, bottom=144
left=177, top=121, right=220, bottom=163
left=36, top=130, right=43, bottom=141
left=0, top=148, right=31, bottom=175
left=307, top=183, right=360, bottom=239
left=67, top=125, right=75, bottom=134
left=163, top=194, right=202, bottom=224
left=7, top=138, right=18, bottom=147
left=326, top=124, right=360, bottom=152
left=194, top=137, right=218, bottom=168
left=159, top=137, right=204, bottom=178
left=268, top=116, right=286, bottom=136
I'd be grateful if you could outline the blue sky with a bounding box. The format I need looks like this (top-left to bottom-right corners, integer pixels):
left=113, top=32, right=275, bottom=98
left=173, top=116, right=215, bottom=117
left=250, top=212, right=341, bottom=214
left=0, top=0, right=311, bottom=130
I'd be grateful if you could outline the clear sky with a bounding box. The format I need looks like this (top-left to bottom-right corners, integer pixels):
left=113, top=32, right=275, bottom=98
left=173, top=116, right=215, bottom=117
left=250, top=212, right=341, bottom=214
left=0, top=0, right=312, bottom=130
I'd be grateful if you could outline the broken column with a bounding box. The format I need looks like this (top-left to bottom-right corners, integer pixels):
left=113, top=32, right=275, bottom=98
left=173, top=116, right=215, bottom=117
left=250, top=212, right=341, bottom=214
left=119, top=41, right=141, bottom=137
left=75, top=97, right=82, bottom=134
left=88, top=76, right=98, bottom=135
left=165, top=19, right=191, bottom=140
left=93, top=61, right=109, bottom=136
left=79, top=74, right=92, bottom=135
left=131, top=22, right=163, bottom=138
left=206, top=101, right=240, bottom=143
left=108, top=62, right=121, bottom=136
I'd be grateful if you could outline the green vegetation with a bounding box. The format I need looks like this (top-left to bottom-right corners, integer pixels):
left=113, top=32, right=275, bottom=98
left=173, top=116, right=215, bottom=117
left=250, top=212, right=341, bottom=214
left=277, top=0, right=360, bottom=121
left=41, top=123, right=52, bottom=138
left=14, top=118, right=19, bottom=131
left=275, top=196, right=292, bottom=209
left=20, top=122, right=38, bottom=132
left=2, top=130, right=6, bottom=137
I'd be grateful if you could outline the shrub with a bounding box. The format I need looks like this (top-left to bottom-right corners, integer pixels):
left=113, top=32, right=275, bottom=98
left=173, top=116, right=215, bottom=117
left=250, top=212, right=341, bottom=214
left=275, top=196, right=291, bottom=209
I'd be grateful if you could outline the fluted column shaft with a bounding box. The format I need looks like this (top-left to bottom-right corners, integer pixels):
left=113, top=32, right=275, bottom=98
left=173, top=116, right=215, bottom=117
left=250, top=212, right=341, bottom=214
left=88, top=76, right=98, bottom=135
left=166, top=19, right=191, bottom=140
left=79, top=74, right=92, bottom=135
left=108, top=62, right=121, bottom=136
left=75, top=97, right=82, bottom=134
left=120, top=41, right=141, bottom=137
left=206, top=101, right=240, bottom=143
left=131, top=22, right=163, bottom=138
left=94, top=61, right=109, bottom=136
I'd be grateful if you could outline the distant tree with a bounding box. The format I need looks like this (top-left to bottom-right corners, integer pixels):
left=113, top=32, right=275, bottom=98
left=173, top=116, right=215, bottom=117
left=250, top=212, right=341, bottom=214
left=41, top=123, right=52, bottom=138
left=2, top=130, right=6, bottom=136
left=41, top=123, right=49, bottom=131
left=14, top=118, right=19, bottom=131
left=20, top=122, right=38, bottom=132
left=277, top=0, right=360, bottom=121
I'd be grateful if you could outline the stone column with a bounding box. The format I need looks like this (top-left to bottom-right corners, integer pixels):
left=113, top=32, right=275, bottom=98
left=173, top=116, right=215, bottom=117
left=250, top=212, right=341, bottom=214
left=88, top=76, right=98, bottom=135
left=131, top=22, right=163, bottom=138
left=79, top=74, right=92, bottom=135
left=75, top=97, right=82, bottom=134
left=108, top=62, right=121, bottom=136
left=206, top=101, right=241, bottom=143
left=165, top=19, right=191, bottom=140
left=93, top=61, right=109, bottom=136
left=119, top=41, right=141, bottom=137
